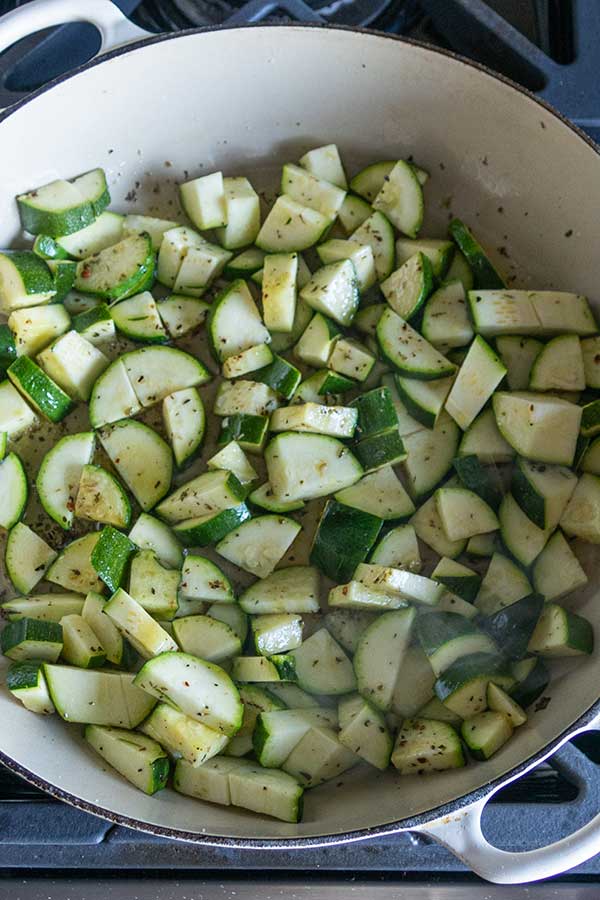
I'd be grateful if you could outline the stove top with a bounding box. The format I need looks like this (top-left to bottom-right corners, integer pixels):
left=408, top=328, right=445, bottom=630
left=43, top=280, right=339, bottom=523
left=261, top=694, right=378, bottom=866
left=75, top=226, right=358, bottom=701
left=0, top=0, right=599, bottom=891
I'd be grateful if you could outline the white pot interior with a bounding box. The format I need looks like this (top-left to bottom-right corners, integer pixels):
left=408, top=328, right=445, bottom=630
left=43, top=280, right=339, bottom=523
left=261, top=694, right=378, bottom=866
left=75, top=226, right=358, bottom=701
left=0, top=25, right=599, bottom=842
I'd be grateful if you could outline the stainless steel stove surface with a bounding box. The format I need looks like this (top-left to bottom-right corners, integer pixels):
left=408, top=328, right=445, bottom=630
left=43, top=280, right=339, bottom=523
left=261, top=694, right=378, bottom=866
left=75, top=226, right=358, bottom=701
left=0, top=1, right=600, bottom=894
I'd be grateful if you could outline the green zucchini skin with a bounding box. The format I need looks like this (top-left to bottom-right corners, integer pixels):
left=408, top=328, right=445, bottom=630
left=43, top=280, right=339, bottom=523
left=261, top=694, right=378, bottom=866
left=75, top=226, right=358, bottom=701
left=478, top=593, right=544, bottom=661
left=310, top=500, right=382, bottom=583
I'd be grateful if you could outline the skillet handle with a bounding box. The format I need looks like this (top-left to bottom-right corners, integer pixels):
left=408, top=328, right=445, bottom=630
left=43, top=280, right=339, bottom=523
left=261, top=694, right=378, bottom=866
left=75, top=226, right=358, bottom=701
left=0, top=0, right=150, bottom=60
left=415, top=714, right=600, bottom=884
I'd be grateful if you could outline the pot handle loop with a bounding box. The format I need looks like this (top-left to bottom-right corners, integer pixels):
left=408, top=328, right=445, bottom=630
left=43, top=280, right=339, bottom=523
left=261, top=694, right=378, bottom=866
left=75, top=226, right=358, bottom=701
left=416, top=715, right=600, bottom=884
left=0, top=0, right=150, bottom=60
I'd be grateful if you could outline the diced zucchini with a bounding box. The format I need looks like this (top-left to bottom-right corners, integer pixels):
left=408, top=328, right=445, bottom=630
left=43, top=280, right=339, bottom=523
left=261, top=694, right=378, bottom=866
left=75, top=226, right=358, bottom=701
left=224, top=247, right=266, bottom=280
left=281, top=163, right=346, bottom=220
left=8, top=356, right=73, bottom=423
left=353, top=427, right=407, bottom=474
left=256, top=196, right=329, bottom=253
left=337, top=694, right=392, bottom=770
left=208, top=442, right=257, bottom=489
left=98, top=420, right=172, bottom=512
left=221, top=343, right=273, bottom=380
left=207, top=603, right=248, bottom=643
left=216, top=514, right=300, bottom=579
left=60, top=613, right=106, bottom=668
left=317, top=239, right=376, bottom=292
left=390, top=646, right=436, bottom=718
left=75, top=464, right=131, bottom=528
left=466, top=533, right=497, bottom=557
left=122, top=346, right=210, bottom=409
left=498, top=493, right=552, bottom=567
left=239, top=566, right=320, bottom=615
left=172, top=614, right=241, bottom=663
left=218, top=413, right=269, bottom=454
left=286, top=628, right=356, bottom=695
left=310, top=500, right=381, bottom=582
left=162, top=387, right=205, bottom=469
left=329, top=337, right=376, bottom=383
left=445, top=336, right=506, bottom=430
left=207, top=279, right=270, bottom=363
left=475, top=552, right=532, bottom=616
left=181, top=171, right=227, bottom=228
left=248, top=482, right=303, bottom=513
left=299, top=144, right=347, bottom=188
left=356, top=563, right=443, bottom=606
left=512, top=457, right=577, bottom=531
left=271, top=402, right=357, bottom=439
left=496, top=336, right=543, bottom=391
left=381, top=252, right=433, bottom=320
left=157, top=294, right=209, bottom=338
left=560, top=473, right=600, bottom=543
left=88, top=359, right=141, bottom=427
left=123, top=214, right=178, bottom=251
left=214, top=176, right=260, bottom=250
left=472, top=290, right=596, bottom=337
left=0, top=251, right=56, bottom=313
left=372, top=160, right=423, bottom=237
left=300, top=259, right=359, bottom=327
left=354, top=607, right=415, bottom=710
left=431, top=557, right=481, bottom=602
left=452, top=454, right=503, bottom=511
left=231, top=656, right=293, bottom=683
left=110, top=291, right=167, bottom=343
left=128, top=513, right=183, bottom=569
left=85, top=725, right=169, bottom=794
left=529, top=334, right=585, bottom=392
left=2, top=593, right=83, bottom=623
left=172, top=504, right=251, bottom=548
left=44, top=666, right=155, bottom=727
left=349, top=386, right=397, bottom=439
left=335, top=465, right=414, bottom=520
left=294, top=312, right=340, bottom=368
left=370, top=523, right=421, bottom=570
left=82, top=592, right=124, bottom=665
left=434, top=652, right=514, bottom=718
left=377, top=308, right=455, bottom=380
left=487, top=682, right=527, bottom=727
left=171, top=233, right=232, bottom=296
left=91, top=527, right=136, bottom=593
left=5, top=523, right=57, bottom=594
left=37, top=330, right=109, bottom=402
left=8, top=304, right=70, bottom=358
left=338, top=194, right=371, bottom=234
left=213, top=380, right=279, bottom=417
left=0, top=451, right=28, bottom=530
left=251, top=614, right=303, bottom=656
left=436, top=487, right=499, bottom=541
left=479, top=592, right=544, bottom=661
left=75, top=234, right=154, bottom=301
left=511, top=656, right=550, bottom=708
left=128, top=549, right=180, bottom=619
left=391, top=718, right=465, bottom=774
left=6, top=660, right=55, bottom=715
left=328, top=580, right=406, bottom=611
left=1, top=617, right=63, bottom=663
left=351, top=210, right=395, bottom=281
left=493, top=391, right=581, bottom=466
left=448, top=219, right=505, bottom=289
left=462, top=710, right=513, bottom=760
left=323, top=608, right=377, bottom=655
left=458, top=407, right=515, bottom=464
left=418, top=612, right=496, bottom=676
left=265, top=431, right=362, bottom=503
left=528, top=603, right=593, bottom=657
left=532, top=530, right=588, bottom=602
left=403, top=411, right=460, bottom=499
left=253, top=707, right=337, bottom=768
left=17, top=177, right=97, bottom=237
left=104, top=588, right=177, bottom=659
left=411, top=494, right=467, bottom=559
left=46, top=532, right=104, bottom=594
left=261, top=252, right=298, bottom=333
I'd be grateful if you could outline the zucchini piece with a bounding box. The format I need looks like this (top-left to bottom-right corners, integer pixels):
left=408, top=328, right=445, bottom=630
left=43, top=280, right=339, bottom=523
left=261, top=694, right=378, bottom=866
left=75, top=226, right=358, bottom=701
left=208, top=279, right=270, bottom=363
left=418, top=612, right=496, bottom=676
left=99, top=420, right=173, bottom=512
left=269, top=296, right=313, bottom=354
left=37, top=329, right=109, bottom=402
left=411, top=494, right=467, bottom=559
left=8, top=304, right=70, bottom=357
left=172, top=504, right=251, bottom=548
left=248, top=482, right=303, bottom=513
left=157, top=294, right=209, bottom=338
left=419, top=696, right=464, bottom=726
left=294, top=312, right=341, bottom=368
left=53, top=211, right=125, bottom=259
left=180, top=172, right=226, bottom=229
left=0, top=324, right=17, bottom=376
left=256, top=196, right=329, bottom=252
left=329, top=337, right=376, bottom=383
left=223, top=247, right=266, bottom=280
left=435, top=591, right=479, bottom=619
left=448, top=219, right=505, bottom=289
left=5, top=523, right=56, bottom=594
left=431, top=557, right=481, bottom=602
left=33, top=233, right=70, bottom=261
left=179, top=555, right=234, bottom=608
left=355, top=563, right=443, bottom=607
left=560, top=473, right=600, bottom=543
left=88, top=359, right=141, bottom=427
left=328, top=580, right=407, bottom=611
left=0, top=251, right=56, bottom=313
left=351, top=210, right=395, bottom=281
left=323, top=609, right=377, bottom=655
left=1, top=617, right=62, bottom=663
left=435, top=486, right=499, bottom=541
left=141, top=702, right=228, bottom=767
left=370, top=523, right=420, bottom=570
left=69, top=168, right=110, bottom=217
left=391, top=717, right=465, bottom=774
left=372, top=160, right=423, bottom=237
left=214, top=177, right=260, bottom=250
left=156, top=227, right=213, bottom=290
left=281, top=163, right=346, bottom=220
left=254, top=708, right=337, bottom=768
left=512, top=457, right=577, bottom=530
left=299, top=143, right=347, bottom=188
left=44, top=666, right=156, bottom=727
left=218, top=413, right=269, bottom=454
left=421, top=279, right=473, bottom=349
left=395, top=237, right=454, bottom=280
left=338, top=194, right=371, bottom=233
left=335, top=465, right=415, bottom=520
left=0, top=452, right=28, bottom=530
left=353, top=427, right=407, bottom=473
left=395, top=374, right=454, bottom=430
left=261, top=252, right=298, bottom=332
left=75, top=234, right=154, bottom=301
left=8, top=356, right=73, bottom=422
left=254, top=355, right=301, bottom=401
left=445, top=336, right=506, bottom=430
left=317, top=239, right=376, bottom=292
left=528, top=603, right=593, bottom=657
left=475, top=552, right=532, bottom=616
left=498, top=493, right=552, bottom=567
left=17, top=177, right=96, bottom=237
left=122, top=346, right=210, bottom=409
left=91, top=527, right=136, bottom=593
left=434, top=652, right=514, bottom=717
left=251, top=613, right=303, bottom=656
left=221, top=343, right=273, bottom=380
left=265, top=431, right=363, bottom=503
left=581, top=399, right=600, bottom=439
left=452, top=455, right=503, bottom=510
left=128, top=549, right=180, bottom=620
left=390, top=646, right=436, bottom=718
left=231, top=656, right=292, bottom=683
left=493, top=391, right=581, bottom=466
left=207, top=603, right=248, bottom=643
left=511, top=656, right=549, bottom=708
left=581, top=336, right=600, bottom=389
left=162, top=387, right=205, bottom=469
left=36, top=431, right=95, bottom=529
left=6, top=660, right=55, bottom=715
left=487, top=682, right=527, bottom=727
left=104, top=588, right=177, bottom=659
left=85, top=725, right=169, bottom=795
left=291, top=368, right=355, bottom=404
left=282, top=724, right=359, bottom=788
left=529, top=334, right=585, bottom=392
left=337, top=694, right=392, bottom=770
left=156, top=469, right=246, bottom=524
left=0, top=431, right=6, bottom=459
left=216, top=514, right=301, bottom=579
left=270, top=402, right=357, bottom=439
left=82, top=592, right=124, bottom=666
left=458, top=410, right=514, bottom=468
left=310, top=500, right=382, bottom=582
left=354, top=303, right=385, bottom=336
left=239, top=566, right=320, bottom=615
left=46, top=532, right=104, bottom=594
left=462, top=710, right=513, bottom=760
left=2, top=593, right=83, bottom=622
left=134, top=651, right=242, bottom=736
left=286, top=628, right=356, bottom=695
left=228, top=684, right=287, bottom=756
left=110, top=291, right=167, bottom=343
left=208, top=441, right=257, bottom=487
left=61, top=613, right=106, bottom=668
left=213, top=380, right=279, bottom=417
left=377, top=308, right=455, bottom=380
left=469, top=290, right=596, bottom=337
left=403, top=411, right=460, bottom=499
left=123, top=214, right=178, bottom=251
left=349, top=386, right=397, bottom=439
left=350, top=161, right=397, bottom=201
left=75, top=464, right=131, bottom=528
left=479, top=593, right=544, bottom=661
left=300, top=259, right=359, bottom=327
left=496, top=335, right=543, bottom=391
left=128, top=513, right=183, bottom=570
left=381, top=252, right=433, bottom=319
left=172, top=615, right=241, bottom=663
left=354, top=607, right=415, bottom=710
left=533, top=530, right=588, bottom=601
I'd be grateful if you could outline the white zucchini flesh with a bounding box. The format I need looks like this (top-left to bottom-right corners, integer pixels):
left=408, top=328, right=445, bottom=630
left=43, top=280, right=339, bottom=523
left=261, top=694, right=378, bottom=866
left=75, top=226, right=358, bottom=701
left=0, top=452, right=28, bottom=530
left=299, top=143, right=347, bottom=189
left=317, top=239, right=376, bottom=292
left=253, top=708, right=337, bottom=767
left=403, top=411, right=460, bottom=500
left=85, top=725, right=168, bottom=795
left=221, top=343, right=273, bottom=380
left=172, top=239, right=232, bottom=298
left=81, top=592, right=124, bottom=665
left=411, top=495, right=467, bottom=559
left=283, top=725, right=358, bottom=787
left=370, top=524, right=421, bottom=570
left=134, top=651, right=243, bottom=736
left=493, top=392, right=582, bottom=466
left=239, top=566, right=320, bottom=614
left=445, top=336, right=506, bottom=430
left=354, top=607, right=416, bottom=711
left=88, top=358, right=141, bottom=427
left=215, top=515, right=301, bottom=579
left=157, top=294, right=209, bottom=339
left=128, top=549, right=180, bottom=620
left=270, top=403, right=357, bottom=438
left=123, top=346, right=210, bottom=408
left=377, top=308, right=455, bottom=380
left=560, top=473, right=600, bottom=544
left=213, top=380, right=279, bottom=417
left=58, top=212, right=125, bottom=258
left=128, top=513, right=183, bottom=569
left=328, top=580, right=407, bottom=611
left=281, top=164, right=346, bottom=220
left=110, top=291, right=167, bottom=343
left=0, top=380, right=37, bottom=439
left=180, top=172, right=226, bottom=230
left=208, top=279, right=271, bottom=362
left=155, top=470, right=245, bottom=524
left=458, top=408, right=515, bottom=464
left=104, top=589, right=178, bottom=659
left=421, top=280, right=473, bottom=348
left=372, top=160, right=423, bottom=237
left=215, top=176, right=261, bottom=250
left=36, top=431, right=95, bottom=529
left=329, top=338, right=376, bottom=383
left=355, top=563, right=443, bottom=606
left=4, top=523, right=57, bottom=595
left=256, top=196, right=329, bottom=253
left=338, top=695, right=393, bottom=770
left=435, top=487, right=499, bottom=541
left=37, top=329, right=109, bottom=402
left=99, top=420, right=173, bottom=512
left=498, top=493, right=553, bottom=567
left=8, top=304, right=70, bottom=357
left=157, top=226, right=205, bottom=287
left=45, top=532, right=104, bottom=594
left=43, top=666, right=156, bottom=727
left=123, top=214, right=179, bottom=250
left=179, top=555, right=234, bottom=605
left=265, top=432, right=363, bottom=503
left=335, top=465, right=415, bottom=520
left=287, top=628, right=356, bottom=695
left=261, top=253, right=298, bottom=333
left=207, top=442, right=257, bottom=487
left=172, top=615, right=241, bottom=663
left=299, top=259, right=359, bottom=327
left=469, top=290, right=596, bottom=337
left=140, top=703, right=228, bottom=767
left=391, top=646, right=436, bottom=718
left=533, top=530, right=588, bottom=601
left=475, top=553, right=532, bottom=616
left=496, top=336, right=544, bottom=391
left=529, top=334, right=585, bottom=392
left=162, top=387, right=205, bottom=468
